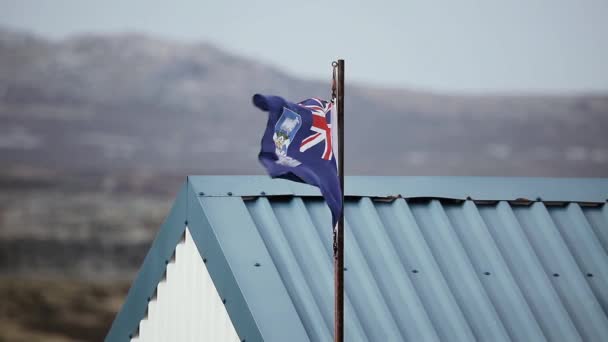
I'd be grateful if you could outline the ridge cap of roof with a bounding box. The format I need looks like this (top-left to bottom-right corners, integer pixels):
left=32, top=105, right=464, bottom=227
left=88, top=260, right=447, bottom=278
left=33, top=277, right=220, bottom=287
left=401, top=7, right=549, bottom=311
left=188, top=175, right=608, bottom=203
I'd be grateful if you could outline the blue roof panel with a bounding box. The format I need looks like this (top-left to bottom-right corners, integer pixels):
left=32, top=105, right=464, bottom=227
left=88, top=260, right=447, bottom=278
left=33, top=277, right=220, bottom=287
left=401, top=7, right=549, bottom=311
left=197, top=177, right=608, bottom=342
left=109, top=176, right=608, bottom=342
left=189, top=176, right=608, bottom=203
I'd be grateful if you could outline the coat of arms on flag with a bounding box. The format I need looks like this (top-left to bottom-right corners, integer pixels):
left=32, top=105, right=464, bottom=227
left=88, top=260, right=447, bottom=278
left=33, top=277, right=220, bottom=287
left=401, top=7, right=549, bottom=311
left=253, top=94, right=342, bottom=226
left=273, top=108, right=302, bottom=167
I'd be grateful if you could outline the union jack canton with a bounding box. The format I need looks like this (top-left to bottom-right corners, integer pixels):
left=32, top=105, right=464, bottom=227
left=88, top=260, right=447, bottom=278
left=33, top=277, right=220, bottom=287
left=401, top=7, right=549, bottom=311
left=253, top=94, right=342, bottom=227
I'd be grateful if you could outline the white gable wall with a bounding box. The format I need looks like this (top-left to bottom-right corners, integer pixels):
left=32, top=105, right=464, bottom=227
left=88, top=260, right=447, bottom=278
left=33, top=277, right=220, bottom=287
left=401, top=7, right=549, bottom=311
left=131, top=228, right=240, bottom=342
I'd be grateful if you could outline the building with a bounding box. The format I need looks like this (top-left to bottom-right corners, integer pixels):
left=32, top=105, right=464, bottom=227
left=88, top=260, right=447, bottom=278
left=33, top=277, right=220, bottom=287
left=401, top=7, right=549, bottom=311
left=107, top=176, right=608, bottom=342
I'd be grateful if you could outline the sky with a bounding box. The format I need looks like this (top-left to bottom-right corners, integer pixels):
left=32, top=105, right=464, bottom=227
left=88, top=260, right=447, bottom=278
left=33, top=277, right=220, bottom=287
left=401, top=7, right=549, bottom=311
left=2, top=0, right=607, bottom=93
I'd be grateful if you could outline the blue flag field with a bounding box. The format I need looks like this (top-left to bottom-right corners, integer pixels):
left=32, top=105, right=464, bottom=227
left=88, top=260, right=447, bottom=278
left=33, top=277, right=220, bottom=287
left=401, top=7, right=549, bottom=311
left=253, top=94, right=342, bottom=226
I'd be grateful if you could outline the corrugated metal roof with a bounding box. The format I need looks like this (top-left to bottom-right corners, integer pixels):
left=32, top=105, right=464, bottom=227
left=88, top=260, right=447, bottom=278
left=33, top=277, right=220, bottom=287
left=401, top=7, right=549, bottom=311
left=108, top=177, right=608, bottom=342
left=188, top=176, right=608, bottom=203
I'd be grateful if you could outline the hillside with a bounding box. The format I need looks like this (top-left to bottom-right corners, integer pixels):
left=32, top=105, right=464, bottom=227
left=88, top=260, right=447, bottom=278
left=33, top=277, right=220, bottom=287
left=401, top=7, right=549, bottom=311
left=1, top=28, right=607, bottom=182
left=0, top=27, right=607, bottom=278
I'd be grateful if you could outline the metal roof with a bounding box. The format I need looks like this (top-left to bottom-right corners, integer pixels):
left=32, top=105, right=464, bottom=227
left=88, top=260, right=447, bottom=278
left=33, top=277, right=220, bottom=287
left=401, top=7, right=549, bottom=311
left=108, top=176, right=608, bottom=342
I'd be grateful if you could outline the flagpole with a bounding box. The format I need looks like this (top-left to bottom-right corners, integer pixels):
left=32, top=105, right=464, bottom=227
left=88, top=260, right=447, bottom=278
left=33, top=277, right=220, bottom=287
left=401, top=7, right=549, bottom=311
left=334, top=59, right=345, bottom=342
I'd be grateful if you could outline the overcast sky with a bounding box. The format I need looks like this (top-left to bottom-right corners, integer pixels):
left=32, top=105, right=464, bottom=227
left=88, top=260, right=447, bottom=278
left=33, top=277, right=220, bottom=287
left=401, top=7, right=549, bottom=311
left=2, top=0, right=607, bottom=93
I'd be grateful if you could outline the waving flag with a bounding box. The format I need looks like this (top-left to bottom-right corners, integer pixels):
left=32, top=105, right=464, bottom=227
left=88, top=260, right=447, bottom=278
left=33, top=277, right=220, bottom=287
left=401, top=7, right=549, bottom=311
left=253, top=94, right=342, bottom=226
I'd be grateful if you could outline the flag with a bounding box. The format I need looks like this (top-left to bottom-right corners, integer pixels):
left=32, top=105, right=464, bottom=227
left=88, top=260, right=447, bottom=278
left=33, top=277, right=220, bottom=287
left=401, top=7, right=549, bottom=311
left=253, top=94, right=342, bottom=226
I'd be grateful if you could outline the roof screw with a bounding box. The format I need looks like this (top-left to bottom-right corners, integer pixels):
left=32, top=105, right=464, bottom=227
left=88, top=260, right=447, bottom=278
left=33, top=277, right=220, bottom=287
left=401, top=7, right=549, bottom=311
left=260, top=191, right=266, bottom=196
left=129, top=334, right=133, bottom=339
left=553, top=273, right=560, bottom=277
left=184, top=220, right=188, bottom=226
left=343, top=267, right=348, bottom=271
left=147, top=297, right=151, bottom=302
left=484, top=272, right=491, bottom=276
left=254, top=262, right=261, bottom=267
left=203, top=258, right=207, bottom=263
left=536, top=197, right=542, bottom=202
left=222, top=299, right=227, bottom=304
left=199, top=192, right=205, bottom=196
left=466, top=196, right=472, bottom=201
left=164, top=260, right=169, bottom=265
left=412, top=269, right=419, bottom=274
left=587, top=273, right=594, bottom=277
left=227, top=192, right=233, bottom=196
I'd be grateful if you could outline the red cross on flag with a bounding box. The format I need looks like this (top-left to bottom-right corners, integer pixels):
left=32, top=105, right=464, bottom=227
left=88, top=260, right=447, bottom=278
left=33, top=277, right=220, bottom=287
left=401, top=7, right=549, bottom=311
left=299, top=98, right=334, bottom=160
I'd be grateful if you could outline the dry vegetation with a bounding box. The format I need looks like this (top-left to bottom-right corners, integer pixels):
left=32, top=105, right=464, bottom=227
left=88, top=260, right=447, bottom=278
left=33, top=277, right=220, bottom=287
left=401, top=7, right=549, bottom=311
left=0, top=277, right=130, bottom=342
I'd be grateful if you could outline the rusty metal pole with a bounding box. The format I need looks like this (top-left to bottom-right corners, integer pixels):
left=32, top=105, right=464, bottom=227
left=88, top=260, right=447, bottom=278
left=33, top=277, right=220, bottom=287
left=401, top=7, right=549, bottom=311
left=334, top=59, right=345, bottom=342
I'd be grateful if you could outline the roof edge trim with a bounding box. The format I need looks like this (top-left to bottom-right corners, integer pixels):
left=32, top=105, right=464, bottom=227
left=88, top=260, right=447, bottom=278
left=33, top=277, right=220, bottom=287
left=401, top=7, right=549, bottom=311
left=106, top=181, right=189, bottom=342
left=188, top=176, right=608, bottom=203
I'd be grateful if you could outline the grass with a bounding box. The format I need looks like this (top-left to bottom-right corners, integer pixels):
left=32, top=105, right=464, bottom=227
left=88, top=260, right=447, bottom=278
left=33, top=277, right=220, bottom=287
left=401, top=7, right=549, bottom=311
left=0, top=277, right=130, bottom=342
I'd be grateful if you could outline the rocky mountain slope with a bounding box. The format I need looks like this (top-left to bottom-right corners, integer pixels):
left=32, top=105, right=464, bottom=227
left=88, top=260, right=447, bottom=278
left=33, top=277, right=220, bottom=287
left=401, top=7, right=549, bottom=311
left=1, top=27, right=607, bottom=182
left=0, top=27, right=607, bottom=277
